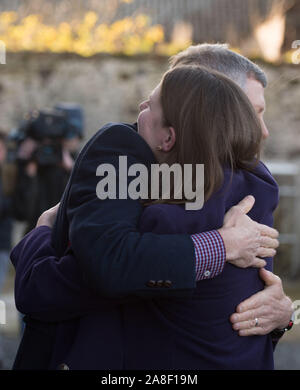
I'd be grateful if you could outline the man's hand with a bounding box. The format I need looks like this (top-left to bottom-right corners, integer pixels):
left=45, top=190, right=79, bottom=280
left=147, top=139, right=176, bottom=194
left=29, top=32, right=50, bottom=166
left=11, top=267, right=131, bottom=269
left=230, top=268, right=294, bottom=335
left=36, top=203, right=60, bottom=228
left=218, top=195, right=279, bottom=269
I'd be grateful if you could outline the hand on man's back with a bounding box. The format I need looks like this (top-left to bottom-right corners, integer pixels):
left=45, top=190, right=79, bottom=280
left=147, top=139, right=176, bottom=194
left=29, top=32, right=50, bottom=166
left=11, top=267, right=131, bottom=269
left=218, top=195, right=279, bottom=269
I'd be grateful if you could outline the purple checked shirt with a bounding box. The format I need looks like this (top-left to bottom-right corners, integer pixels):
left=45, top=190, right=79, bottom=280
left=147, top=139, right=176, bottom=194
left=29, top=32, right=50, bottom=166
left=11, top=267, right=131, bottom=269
left=192, top=230, right=226, bottom=280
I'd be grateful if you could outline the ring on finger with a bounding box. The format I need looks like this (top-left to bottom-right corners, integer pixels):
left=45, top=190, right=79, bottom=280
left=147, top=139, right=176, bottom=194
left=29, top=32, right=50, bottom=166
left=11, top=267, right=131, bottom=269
left=254, top=318, right=259, bottom=327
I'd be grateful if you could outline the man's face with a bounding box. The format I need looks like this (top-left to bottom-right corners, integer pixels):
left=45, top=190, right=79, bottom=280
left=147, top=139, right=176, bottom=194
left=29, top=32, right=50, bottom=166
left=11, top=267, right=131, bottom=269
left=244, top=77, right=269, bottom=140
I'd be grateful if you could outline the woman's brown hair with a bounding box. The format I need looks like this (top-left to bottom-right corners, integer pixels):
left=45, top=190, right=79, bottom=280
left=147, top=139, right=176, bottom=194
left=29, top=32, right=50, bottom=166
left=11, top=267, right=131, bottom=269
left=154, top=65, right=262, bottom=203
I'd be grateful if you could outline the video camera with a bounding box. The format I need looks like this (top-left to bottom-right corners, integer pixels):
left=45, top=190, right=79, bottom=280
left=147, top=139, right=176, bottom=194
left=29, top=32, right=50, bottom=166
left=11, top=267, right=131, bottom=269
left=8, top=103, right=84, bottom=167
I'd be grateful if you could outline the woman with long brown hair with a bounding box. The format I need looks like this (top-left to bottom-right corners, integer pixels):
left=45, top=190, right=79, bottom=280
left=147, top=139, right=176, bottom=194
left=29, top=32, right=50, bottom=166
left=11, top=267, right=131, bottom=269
left=138, top=64, right=262, bottom=205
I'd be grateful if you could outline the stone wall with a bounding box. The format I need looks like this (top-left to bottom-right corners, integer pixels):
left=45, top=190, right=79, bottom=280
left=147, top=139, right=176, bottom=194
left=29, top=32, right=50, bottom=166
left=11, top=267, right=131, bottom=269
left=0, top=53, right=167, bottom=141
left=0, top=52, right=300, bottom=160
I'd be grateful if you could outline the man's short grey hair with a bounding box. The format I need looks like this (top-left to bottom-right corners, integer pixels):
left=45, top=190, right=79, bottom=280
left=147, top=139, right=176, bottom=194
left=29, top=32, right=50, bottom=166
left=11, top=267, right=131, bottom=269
left=170, top=43, right=267, bottom=88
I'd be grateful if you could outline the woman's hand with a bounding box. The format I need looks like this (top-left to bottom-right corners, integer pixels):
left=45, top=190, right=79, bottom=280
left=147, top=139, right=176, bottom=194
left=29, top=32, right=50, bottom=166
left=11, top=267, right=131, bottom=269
left=36, top=203, right=60, bottom=228
left=230, top=268, right=294, bottom=335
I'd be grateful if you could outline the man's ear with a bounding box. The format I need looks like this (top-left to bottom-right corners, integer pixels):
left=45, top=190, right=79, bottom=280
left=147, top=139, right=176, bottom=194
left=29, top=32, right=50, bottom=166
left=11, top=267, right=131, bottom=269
left=161, top=126, right=176, bottom=152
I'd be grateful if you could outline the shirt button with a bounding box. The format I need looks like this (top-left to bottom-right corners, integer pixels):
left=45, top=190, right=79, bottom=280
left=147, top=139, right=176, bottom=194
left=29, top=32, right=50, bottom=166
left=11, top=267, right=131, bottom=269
left=204, top=270, right=211, bottom=277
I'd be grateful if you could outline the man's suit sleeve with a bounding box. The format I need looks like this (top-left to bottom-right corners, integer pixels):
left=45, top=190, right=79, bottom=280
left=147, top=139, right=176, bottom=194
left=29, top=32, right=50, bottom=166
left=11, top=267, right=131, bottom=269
left=10, top=226, right=143, bottom=322
left=67, top=124, right=196, bottom=298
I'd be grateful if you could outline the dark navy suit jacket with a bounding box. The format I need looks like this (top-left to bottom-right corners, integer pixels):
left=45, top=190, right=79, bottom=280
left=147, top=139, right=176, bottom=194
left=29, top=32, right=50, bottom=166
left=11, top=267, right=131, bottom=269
left=11, top=122, right=196, bottom=370
left=11, top=123, right=279, bottom=369
left=51, top=123, right=196, bottom=298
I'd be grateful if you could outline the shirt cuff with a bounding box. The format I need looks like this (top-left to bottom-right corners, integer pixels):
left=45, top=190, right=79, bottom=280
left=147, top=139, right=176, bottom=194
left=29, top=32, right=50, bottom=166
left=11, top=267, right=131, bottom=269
left=191, top=230, right=226, bottom=281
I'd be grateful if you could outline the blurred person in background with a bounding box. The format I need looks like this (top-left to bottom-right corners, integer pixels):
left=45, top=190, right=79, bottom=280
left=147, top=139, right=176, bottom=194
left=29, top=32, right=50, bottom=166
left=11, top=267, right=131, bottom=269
left=0, top=131, right=13, bottom=368
left=9, top=104, right=83, bottom=234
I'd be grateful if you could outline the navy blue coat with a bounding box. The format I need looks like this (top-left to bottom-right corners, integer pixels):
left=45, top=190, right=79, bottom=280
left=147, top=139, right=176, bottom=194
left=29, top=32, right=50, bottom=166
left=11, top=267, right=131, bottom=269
left=11, top=123, right=279, bottom=369
left=51, top=123, right=196, bottom=298
left=11, top=122, right=197, bottom=370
